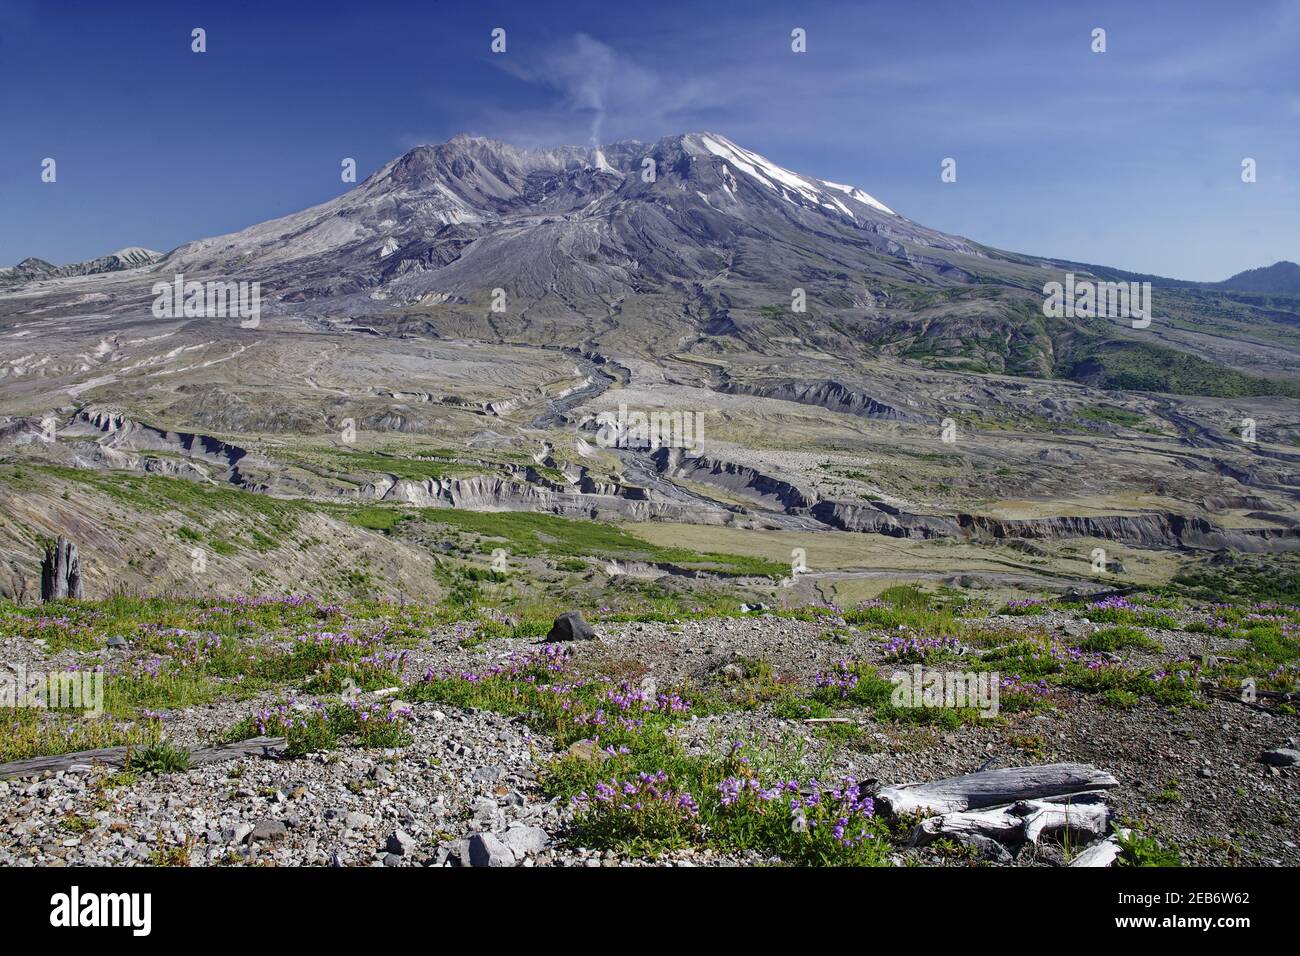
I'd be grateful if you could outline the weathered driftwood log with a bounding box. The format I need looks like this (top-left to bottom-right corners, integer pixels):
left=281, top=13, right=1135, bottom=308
left=909, top=805, right=1024, bottom=846
left=877, top=763, right=1119, bottom=816
left=909, top=792, right=1112, bottom=847
left=40, top=536, right=83, bottom=601
left=1017, top=794, right=1111, bottom=845
left=0, top=736, right=285, bottom=780
left=1069, top=830, right=1129, bottom=867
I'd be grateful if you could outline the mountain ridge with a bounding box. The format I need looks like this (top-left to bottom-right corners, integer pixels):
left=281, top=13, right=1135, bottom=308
left=3, top=133, right=1298, bottom=395
left=1217, top=260, right=1300, bottom=294
left=0, top=246, right=163, bottom=284
left=4, top=134, right=1288, bottom=295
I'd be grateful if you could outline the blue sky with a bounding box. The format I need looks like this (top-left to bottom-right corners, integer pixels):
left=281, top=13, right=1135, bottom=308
left=1, top=0, right=1296, bottom=279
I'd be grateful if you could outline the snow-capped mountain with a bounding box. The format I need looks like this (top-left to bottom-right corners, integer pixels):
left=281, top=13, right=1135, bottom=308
left=148, top=132, right=998, bottom=307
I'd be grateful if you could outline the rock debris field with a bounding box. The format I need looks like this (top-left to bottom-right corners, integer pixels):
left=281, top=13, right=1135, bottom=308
left=0, top=593, right=1297, bottom=867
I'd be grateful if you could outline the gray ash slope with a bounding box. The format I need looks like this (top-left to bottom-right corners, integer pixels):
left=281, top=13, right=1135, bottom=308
left=18, top=129, right=1060, bottom=370
left=164, top=131, right=993, bottom=302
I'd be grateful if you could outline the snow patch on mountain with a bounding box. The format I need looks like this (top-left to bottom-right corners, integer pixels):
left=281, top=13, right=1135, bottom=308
left=696, top=133, right=895, bottom=219
left=590, top=148, right=620, bottom=175
left=822, top=180, right=894, bottom=216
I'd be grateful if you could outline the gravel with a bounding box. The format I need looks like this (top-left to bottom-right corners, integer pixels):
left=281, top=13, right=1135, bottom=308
left=2, top=612, right=1297, bottom=866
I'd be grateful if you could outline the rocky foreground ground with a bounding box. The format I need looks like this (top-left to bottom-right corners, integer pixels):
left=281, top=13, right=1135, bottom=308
left=1, top=594, right=1297, bottom=867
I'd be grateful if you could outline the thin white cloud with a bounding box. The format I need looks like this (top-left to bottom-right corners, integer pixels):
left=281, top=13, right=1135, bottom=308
left=465, top=32, right=736, bottom=148
left=493, top=33, right=671, bottom=145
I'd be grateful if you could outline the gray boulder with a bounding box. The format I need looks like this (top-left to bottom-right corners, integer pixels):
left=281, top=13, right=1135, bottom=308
left=1260, top=747, right=1300, bottom=767
left=468, top=832, right=517, bottom=867
left=250, top=819, right=288, bottom=842
left=225, top=822, right=254, bottom=844
left=501, top=824, right=549, bottom=858
left=386, top=828, right=417, bottom=856
left=547, top=610, right=596, bottom=642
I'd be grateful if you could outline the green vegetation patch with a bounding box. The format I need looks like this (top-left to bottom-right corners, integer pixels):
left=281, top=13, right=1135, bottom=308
left=1174, top=561, right=1300, bottom=605
left=1079, top=626, right=1161, bottom=653
left=406, top=644, right=892, bottom=864
left=1063, top=339, right=1299, bottom=398
left=1077, top=404, right=1145, bottom=427
left=421, top=510, right=787, bottom=578
left=0, top=707, right=162, bottom=764
left=225, top=699, right=412, bottom=755
left=304, top=447, right=493, bottom=482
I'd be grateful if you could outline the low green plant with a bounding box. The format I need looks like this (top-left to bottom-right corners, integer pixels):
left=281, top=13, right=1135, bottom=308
left=126, top=741, right=191, bottom=774
left=1118, top=829, right=1182, bottom=866
left=1080, top=626, right=1160, bottom=652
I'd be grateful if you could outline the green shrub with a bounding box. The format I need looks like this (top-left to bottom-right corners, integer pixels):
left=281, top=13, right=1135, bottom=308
left=1080, top=626, right=1160, bottom=652
left=126, top=741, right=191, bottom=774
left=1118, top=830, right=1182, bottom=866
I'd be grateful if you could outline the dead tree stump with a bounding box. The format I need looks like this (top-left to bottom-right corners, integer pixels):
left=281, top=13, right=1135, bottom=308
left=40, top=536, right=83, bottom=601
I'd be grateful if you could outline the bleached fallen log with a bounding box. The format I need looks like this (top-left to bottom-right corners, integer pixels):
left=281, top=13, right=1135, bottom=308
left=908, top=805, right=1024, bottom=847
left=878, top=763, right=1119, bottom=816
left=0, top=736, right=285, bottom=780
left=1018, top=794, right=1111, bottom=845
left=910, top=791, right=1113, bottom=847
left=1069, top=829, right=1130, bottom=867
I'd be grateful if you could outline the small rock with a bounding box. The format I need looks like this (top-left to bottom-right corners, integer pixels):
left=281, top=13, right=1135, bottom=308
left=547, top=610, right=597, bottom=642
left=251, top=820, right=288, bottom=842
left=1260, top=747, right=1300, bottom=768
left=565, top=740, right=609, bottom=764
left=954, top=833, right=1013, bottom=864
left=1035, top=843, right=1068, bottom=867
left=501, top=824, right=549, bottom=857
left=468, top=832, right=517, bottom=868
left=447, top=838, right=472, bottom=867
left=386, top=829, right=417, bottom=856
